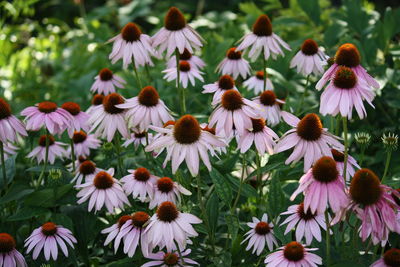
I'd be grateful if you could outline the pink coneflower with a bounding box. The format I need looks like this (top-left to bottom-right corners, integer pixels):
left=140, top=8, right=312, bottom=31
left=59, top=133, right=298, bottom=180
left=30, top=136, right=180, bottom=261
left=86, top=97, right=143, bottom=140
left=264, top=241, right=322, bottom=267
left=0, top=233, right=27, bottom=267
left=27, top=135, right=67, bottom=164
left=275, top=112, right=344, bottom=171
left=2, top=142, right=18, bottom=160
left=123, top=130, right=153, bottom=149
left=141, top=249, right=199, bottom=267
left=61, top=102, right=90, bottom=137
left=209, top=90, right=259, bottom=137
left=145, top=201, right=202, bottom=251
left=24, top=222, right=77, bottom=261
left=21, top=101, right=72, bottom=135
left=167, top=48, right=205, bottom=70
left=236, top=15, right=291, bottom=61
left=316, top=43, right=379, bottom=90
left=0, top=98, right=27, bottom=143
left=101, top=214, right=133, bottom=252
left=216, top=47, right=251, bottom=79
left=89, top=93, right=129, bottom=142
left=333, top=169, right=400, bottom=245
left=90, top=68, right=126, bottom=95
left=121, top=167, right=158, bottom=202
left=146, top=115, right=226, bottom=176
left=163, top=61, right=204, bottom=88
left=238, top=118, right=277, bottom=154
left=71, top=160, right=101, bottom=185
left=149, top=177, right=191, bottom=209
left=202, top=75, right=238, bottom=106
left=200, top=123, right=227, bottom=155
left=253, top=91, right=284, bottom=127
left=115, top=211, right=151, bottom=257
left=331, top=149, right=360, bottom=181
left=371, top=248, right=400, bottom=267
left=290, top=156, right=348, bottom=214
left=241, top=214, right=278, bottom=255
left=86, top=94, right=105, bottom=115
left=243, top=71, right=274, bottom=94
left=66, top=155, right=87, bottom=173
left=290, top=39, right=327, bottom=76
left=152, top=7, right=203, bottom=57
left=108, top=23, right=156, bottom=68
left=319, top=66, right=375, bottom=119
left=116, top=86, right=173, bottom=131
left=280, top=203, right=327, bottom=245
left=67, top=131, right=101, bottom=158
left=75, top=169, right=130, bottom=213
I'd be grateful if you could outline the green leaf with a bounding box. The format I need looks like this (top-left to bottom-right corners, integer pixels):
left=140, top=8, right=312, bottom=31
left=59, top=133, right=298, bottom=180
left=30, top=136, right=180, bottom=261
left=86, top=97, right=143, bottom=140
left=25, top=184, right=73, bottom=207
left=224, top=174, right=257, bottom=198
left=0, top=154, right=16, bottom=187
left=206, top=192, right=219, bottom=235
left=266, top=174, right=285, bottom=218
left=225, top=213, right=240, bottom=243
left=7, top=206, right=48, bottom=221
left=210, top=169, right=233, bottom=207
left=297, top=0, right=320, bottom=25
left=0, top=182, right=34, bottom=204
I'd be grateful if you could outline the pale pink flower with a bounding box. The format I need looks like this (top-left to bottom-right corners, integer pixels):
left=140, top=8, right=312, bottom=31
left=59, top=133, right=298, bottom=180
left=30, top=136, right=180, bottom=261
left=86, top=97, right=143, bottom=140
left=163, top=61, right=204, bottom=88
left=253, top=90, right=284, bottom=127
left=275, top=112, right=344, bottom=171
left=114, top=211, right=151, bottom=257
left=86, top=94, right=105, bottom=115
left=144, top=201, right=202, bottom=251
left=149, top=177, right=191, bottom=209
left=108, top=23, right=156, bottom=68
left=290, top=156, right=348, bottom=214
left=0, top=98, right=27, bottom=143
left=101, top=215, right=132, bottom=250
left=2, top=142, right=18, bottom=160
left=209, top=90, right=260, bottom=137
left=89, top=93, right=129, bottom=142
left=24, top=222, right=77, bottom=261
left=141, top=249, right=199, bottom=267
left=290, top=39, right=327, bottom=76
left=238, top=118, right=277, bottom=154
left=71, top=160, right=102, bottom=186
left=121, top=167, right=158, bottom=202
left=280, top=203, right=327, bottom=245
left=152, top=7, right=203, bottom=58
left=116, top=86, right=173, bottom=131
left=75, top=168, right=130, bottom=213
left=237, top=15, right=290, bottom=61
left=264, top=241, right=322, bottom=267
left=0, top=233, right=27, bottom=267
left=216, top=47, right=251, bottom=79
left=21, top=101, right=72, bottom=135
left=61, top=102, right=90, bottom=138
left=241, top=214, right=278, bottom=255
left=371, top=248, right=400, bottom=267
left=316, top=43, right=379, bottom=90
left=90, top=68, right=126, bottom=95
left=146, top=115, right=225, bottom=176
left=202, top=75, right=238, bottom=106
left=67, top=131, right=101, bottom=158
left=243, top=71, right=274, bottom=94
left=123, top=130, right=153, bottom=149
left=331, top=149, right=360, bottom=181
left=167, top=49, right=205, bottom=70
left=27, top=135, right=67, bottom=164
left=319, top=66, right=375, bottom=119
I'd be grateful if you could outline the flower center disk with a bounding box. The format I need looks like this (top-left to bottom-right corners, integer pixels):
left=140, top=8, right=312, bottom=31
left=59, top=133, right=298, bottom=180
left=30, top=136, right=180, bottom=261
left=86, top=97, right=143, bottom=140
left=138, top=86, right=159, bottom=107
left=252, top=14, right=273, bottom=36
left=221, top=90, right=243, bottom=111
left=164, top=253, right=179, bottom=265
left=131, top=211, right=150, bottom=228
left=256, top=71, right=266, bottom=80
left=350, top=168, right=382, bottom=206
left=226, top=48, right=242, bottom=60
left=118, top=215, right=132, bottom=228
left=218, top=75, right=235, bottom=90
left=92, top=94, right=104, bottom=106
left=255, top=221, right=271, bottom=235
left=384, top=248, right=400, bottom=267
left=179, top=49, right=192, bottom=60
left=38, top=101, right=57, bottom=113
left=0, top=98, right=11, bottom=119
left=301, top=39, right=319, bottom=55
left=103, top=93, right=124, bottom=114
left=0, top=233, right=16, bottom=253
left=134, top=167, right=151, bottom=182
left=41, top=222, right=57, bottom=236
left=312, top=156, right=338, bottom=183
left=157, top=201, right=179, bottom=222
left=283, top=241, right=305, bottom=261
left=333, top=66, right=357, bottom=89
left=296, top=113, right=323, bottom=141
left=73, top=131, right=87, bottom=144
left=179, top=61, right=191, bottom=72
left=79, top=160, right=96, bottom=175
left=251, top=119, right=265, bottom=133
left=62, top=102, right=81, bottom=116
left=335, top=43, right=361, bottom=67
left=164, top=7, right=186, bottom=31
left=297, top=202, right=315, bottom=221
left=39, top=135, right=55, bottom=147
left=94, top=171, right=114, bottom=189
left=157, top=177, right=174, bottom=193
left=99, top=68, right=113, bottom=81
left=259, top=90, right=276, bottom=106
left=173, top=115, right=201, bottom=144
left=134, top=132, right=146, bottom=138
left=121, top=22, right=142, bottom=42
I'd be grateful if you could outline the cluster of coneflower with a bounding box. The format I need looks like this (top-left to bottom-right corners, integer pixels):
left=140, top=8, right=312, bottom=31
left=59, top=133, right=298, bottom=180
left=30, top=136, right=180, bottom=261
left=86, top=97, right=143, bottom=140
left=0, top=6, right=399, bottom=267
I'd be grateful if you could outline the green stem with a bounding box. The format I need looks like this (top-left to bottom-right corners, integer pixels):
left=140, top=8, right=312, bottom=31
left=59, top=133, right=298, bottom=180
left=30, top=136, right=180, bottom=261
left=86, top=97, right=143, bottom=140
left=381, top=150, right=392, bottom=184
left=359, top=146, right=366, bottom=167
left=37, top=129, right=50, bottom=187
left=262, top=53, right=267, bottom=91
left=232, top=156, right=246, bottom=212
left=255, top=153, right=262, bottom=203
left=132, top=59, right=142, bottom=89
left=114, top=134, right=123, bottom=176
left=174, top=240, right=185, bottom=265
left=342, top=117, right=349, bottom=182
left=297, top=75, right=310, bottom=115
left=70, top=139, right=76, bottom=172
left=0, top=141, right=7, bottom=193
left=325, top=211, right=331, bottom=267
left=175, top=49, right=186, bottom=115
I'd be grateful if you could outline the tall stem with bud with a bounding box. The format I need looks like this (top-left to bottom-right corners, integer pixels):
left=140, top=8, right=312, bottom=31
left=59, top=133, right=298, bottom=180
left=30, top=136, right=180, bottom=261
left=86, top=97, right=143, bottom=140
left=37, top=129, right=50, bottom=187
left=342, top=117, right=349, bottom=182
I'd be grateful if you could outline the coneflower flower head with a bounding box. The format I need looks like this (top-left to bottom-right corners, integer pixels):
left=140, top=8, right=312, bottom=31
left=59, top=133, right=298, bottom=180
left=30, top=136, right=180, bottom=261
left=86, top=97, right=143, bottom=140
left=290, top=39, right=327, bottom=76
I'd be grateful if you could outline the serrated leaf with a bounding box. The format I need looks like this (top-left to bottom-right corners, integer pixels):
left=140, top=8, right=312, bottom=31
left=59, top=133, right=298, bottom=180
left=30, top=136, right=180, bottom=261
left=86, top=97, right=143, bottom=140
left=297, top=0, right=320, bottom=25
left=267, top=174, right=285, bottom=218
left=7, top=206, right=48, bottom=221
left=25, top=184, right=73, bottom=207
left=206, top=192, right=219, bottom=235
left=0, top=182, right=34, bottom=204
left=210, top=169, right=233, bottom=207
left=225, top=213, right=239, bottom=243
